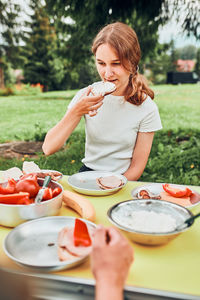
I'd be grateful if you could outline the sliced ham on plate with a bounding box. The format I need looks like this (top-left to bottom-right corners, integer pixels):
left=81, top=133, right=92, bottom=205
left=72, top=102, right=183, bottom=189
left=160, top=191, right=191, bottom=207
left=57, top=245, right=77, bottom=262
left=57, top=225, right=94, bottom=261
left=96, top=175, right=123, bottom=190
left=190, top=192, right=200, bottom=204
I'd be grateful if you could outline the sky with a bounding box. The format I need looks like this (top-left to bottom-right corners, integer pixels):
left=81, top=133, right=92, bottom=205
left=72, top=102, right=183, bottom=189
left=158, top=0, right=200, bottom=48
left=158, top=18, right=200, bottom=48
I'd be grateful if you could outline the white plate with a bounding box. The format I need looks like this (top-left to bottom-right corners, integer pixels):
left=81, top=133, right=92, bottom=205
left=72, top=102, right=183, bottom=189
left=131, top=183, right=200, bottom=208
left=67, top=171, right=127, bottom=196
left=3, top=216, right=96, bottom=271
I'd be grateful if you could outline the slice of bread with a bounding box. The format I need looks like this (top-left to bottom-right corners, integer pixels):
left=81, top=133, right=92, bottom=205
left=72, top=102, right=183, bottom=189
left=91, top=81, right=116, bottom=96
left=22, top=161, right=41, bottom=174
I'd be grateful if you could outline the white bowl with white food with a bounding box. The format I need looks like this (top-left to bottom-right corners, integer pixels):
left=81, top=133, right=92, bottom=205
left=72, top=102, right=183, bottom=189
left=107, top=199, right=194, bottom=246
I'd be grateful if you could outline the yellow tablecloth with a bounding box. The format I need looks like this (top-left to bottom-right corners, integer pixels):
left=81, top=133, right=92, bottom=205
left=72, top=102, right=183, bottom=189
left=1, top=177, right=200, bottom=297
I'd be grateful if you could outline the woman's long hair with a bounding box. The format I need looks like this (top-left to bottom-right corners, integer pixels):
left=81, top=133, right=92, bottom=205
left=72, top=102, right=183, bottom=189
left=92, top=22, right=154, bottom=105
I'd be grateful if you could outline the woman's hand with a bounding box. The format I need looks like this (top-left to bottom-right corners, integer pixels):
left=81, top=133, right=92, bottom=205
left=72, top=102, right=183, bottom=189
left=42, top=86, right=104, bottom=155
left=74, top=86, right=104, bottom=117
left=91, top=226, right=134, bottom=300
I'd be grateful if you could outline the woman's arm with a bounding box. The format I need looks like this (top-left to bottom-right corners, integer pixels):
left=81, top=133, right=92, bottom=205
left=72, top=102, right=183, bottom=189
left=42, top=88, right=103, bottom=156
left=123, top=131, right=154, bottom=181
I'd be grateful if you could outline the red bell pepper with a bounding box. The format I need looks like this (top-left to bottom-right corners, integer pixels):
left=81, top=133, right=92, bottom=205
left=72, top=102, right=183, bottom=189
left=52, top=187, right=62, bottom=198
left=42, top=187, right=53, bottom=200
left=0, top=178, right=17, bottom=194
left=73, top=218, right=92, bottom=247
left=0, top=192, right=30, bottom=204
left=162, top=184, right=192, bottom=198
left=17, top=197, right=32, bottom=205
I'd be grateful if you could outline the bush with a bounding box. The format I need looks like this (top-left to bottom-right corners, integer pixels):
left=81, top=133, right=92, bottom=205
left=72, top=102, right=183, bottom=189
left=38, top=128, right=200, bottom=185
left=140, top=129, right=200, bottom=185
left=14, top=122, right=47, bottom=142
left=0, top=84, right=42, bottom=97
left=0, top=87, right=15, bottom=96
left=0, top=129, right=199, bottom=186
left=14, top=84, right=42, bottom=95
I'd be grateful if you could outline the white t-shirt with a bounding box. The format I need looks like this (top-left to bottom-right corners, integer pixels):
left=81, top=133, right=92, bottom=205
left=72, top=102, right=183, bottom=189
left=68, top=88, right=162, bottom=173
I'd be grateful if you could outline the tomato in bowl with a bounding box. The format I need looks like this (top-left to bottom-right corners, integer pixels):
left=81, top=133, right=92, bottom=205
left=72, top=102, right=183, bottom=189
left=0, top=178, right=63, bottom=227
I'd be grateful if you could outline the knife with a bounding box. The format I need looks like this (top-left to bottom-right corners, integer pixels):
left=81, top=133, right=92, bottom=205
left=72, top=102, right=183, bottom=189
left=35, top=175, right=51, bottom=204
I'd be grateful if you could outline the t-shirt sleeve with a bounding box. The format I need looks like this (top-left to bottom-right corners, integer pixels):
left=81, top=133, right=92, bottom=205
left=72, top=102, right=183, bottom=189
left=67, top=87, right=87, bottom=110
left=139, top=101, right=162, bottom=132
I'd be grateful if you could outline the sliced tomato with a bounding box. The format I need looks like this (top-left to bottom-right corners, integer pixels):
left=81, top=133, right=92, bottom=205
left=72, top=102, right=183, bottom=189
left=0, top=178, right=17, bottom=194
left=42, top=187, right=53, bottom=200
left=162, top=184, right=192, bottom=198
left=52, top=187, right=62, bottom=198
left=17, top=197, right=32, bottom=205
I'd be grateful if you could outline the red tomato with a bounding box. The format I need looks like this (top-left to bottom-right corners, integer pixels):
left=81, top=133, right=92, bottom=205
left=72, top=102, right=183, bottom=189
left=17, top=197, right=31, bottom=205
left=16, top=178, right=40, bottom=197
left=42, top=188, right=53, bottom=200
left=0, top=178, right=16, bottom=194
left=52, top=187, right=62, bottom=198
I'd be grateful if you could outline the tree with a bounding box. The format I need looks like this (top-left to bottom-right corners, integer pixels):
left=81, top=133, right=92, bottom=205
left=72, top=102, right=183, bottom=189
left=22, top=0, right=64, bottom=91
left=166, top=0, right=200, bottom=40
left=169, top=40, right=180, bottom=72
left=45, top=0, right=200, bottom=83
left=143, top=43, right=171, bottom=84
left=195, top=48, right=200, bottom=78
left=44, top=0, right=165, bottom=88
left=0, top=0, right=22, bottom=87
left=176, top=45, right=197, bottom=60
left=47, top=0, right=163, bottom=62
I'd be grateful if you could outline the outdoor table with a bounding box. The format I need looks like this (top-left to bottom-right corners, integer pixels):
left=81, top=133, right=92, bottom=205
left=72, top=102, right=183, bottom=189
left=0, top=177, right=200, bottom=300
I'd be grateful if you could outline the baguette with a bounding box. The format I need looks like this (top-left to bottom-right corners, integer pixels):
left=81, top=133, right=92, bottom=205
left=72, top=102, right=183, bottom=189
left=62, top=190, right=96, bottom=221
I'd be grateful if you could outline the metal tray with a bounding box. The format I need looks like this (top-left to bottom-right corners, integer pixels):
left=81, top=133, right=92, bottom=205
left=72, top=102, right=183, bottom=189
left=2, top=268, right=200, bottom=300
left=67, top=171, right=127, bottom=196
left=3, top=216, right=96, bottom=272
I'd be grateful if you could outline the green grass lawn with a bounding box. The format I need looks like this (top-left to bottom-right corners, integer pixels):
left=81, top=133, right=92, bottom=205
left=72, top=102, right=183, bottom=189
left=1, top=84, right=200, bottom=143
left=0, top=90, right=79, bottom=142
left=0, top=84, right=199, bottom=185
left=153, top=84, right=200, bottom=130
